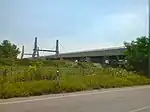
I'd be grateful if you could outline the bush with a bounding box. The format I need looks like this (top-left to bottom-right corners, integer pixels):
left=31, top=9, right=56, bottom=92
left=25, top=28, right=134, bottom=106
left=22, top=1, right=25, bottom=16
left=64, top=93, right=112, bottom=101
left=124, top=36, right=149, bottom=75
left=0, top=58, right=15, bottom=66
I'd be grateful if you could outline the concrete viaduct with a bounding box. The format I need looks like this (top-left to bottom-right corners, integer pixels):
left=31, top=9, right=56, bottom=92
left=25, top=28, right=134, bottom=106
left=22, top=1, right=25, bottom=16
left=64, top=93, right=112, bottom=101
left=42, top=47, right=126, bottom=64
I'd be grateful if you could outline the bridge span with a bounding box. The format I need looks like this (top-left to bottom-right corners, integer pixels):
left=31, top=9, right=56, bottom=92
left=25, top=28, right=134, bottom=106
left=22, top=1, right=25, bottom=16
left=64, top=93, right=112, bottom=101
left=42, top=47, right=126, bottom=65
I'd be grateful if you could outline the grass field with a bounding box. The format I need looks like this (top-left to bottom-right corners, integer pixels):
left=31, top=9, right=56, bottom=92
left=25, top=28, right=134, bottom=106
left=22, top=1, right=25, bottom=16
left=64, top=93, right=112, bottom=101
left=0, top=60, right=150, bottom=99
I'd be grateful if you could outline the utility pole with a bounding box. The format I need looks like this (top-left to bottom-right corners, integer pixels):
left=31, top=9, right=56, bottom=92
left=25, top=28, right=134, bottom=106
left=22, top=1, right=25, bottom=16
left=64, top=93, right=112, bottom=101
left=148, top=0, right=150, bottom=77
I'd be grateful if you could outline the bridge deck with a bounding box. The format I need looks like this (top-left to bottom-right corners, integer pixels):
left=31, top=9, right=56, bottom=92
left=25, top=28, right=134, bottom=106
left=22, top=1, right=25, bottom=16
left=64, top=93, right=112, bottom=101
left=43, top=47, right=126, bottom=58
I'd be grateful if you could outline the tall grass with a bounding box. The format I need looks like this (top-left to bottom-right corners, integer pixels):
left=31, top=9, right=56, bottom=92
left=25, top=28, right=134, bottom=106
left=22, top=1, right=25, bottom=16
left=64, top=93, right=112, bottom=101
left=0, top=60, right=150, bottom=99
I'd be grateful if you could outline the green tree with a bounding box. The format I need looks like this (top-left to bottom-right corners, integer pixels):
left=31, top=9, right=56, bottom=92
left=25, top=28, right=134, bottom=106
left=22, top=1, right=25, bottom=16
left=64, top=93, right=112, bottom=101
left=0, top=40, right=20, bottom=65
left=124, top=36, right=149, bottom=75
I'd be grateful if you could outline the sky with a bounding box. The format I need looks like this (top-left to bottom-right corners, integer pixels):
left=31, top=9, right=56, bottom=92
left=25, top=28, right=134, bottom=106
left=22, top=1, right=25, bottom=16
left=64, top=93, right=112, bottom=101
left=0, top=0, right=148, bottom=57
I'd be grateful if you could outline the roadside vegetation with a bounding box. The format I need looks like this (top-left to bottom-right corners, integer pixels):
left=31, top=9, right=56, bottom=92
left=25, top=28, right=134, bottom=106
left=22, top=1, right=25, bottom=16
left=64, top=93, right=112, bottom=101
left=0, top=36, right=149, bottom=99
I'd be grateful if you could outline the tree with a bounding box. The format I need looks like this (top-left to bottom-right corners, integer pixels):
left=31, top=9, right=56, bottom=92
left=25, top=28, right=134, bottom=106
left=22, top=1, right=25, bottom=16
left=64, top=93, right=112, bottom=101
left=124, top=36, right=149, bottom=75
left=0, top=40, right=20, bottom=65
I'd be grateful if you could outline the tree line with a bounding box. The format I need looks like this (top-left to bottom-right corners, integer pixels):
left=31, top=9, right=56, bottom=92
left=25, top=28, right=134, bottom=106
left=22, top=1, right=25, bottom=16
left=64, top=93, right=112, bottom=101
left=0, top=36, right=149, bottom=75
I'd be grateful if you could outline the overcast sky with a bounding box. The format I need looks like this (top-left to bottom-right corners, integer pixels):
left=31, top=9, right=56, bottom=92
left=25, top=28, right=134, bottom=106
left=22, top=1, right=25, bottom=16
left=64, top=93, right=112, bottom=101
left=0, top=0, right=148, bottom=57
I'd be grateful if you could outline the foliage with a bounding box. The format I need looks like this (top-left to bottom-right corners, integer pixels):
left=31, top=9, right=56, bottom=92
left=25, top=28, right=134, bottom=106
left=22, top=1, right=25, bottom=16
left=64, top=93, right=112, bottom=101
left=0, top=38, right=150, bottom=99
left=1, top=62, right=150, bottom=99
left=1, top=73, right=150, bottom=99
left=0, top=40, right=20, bottom=65
left=0, top=40, right=20, bottom=58
left=124, top=36, right=149, bottom=75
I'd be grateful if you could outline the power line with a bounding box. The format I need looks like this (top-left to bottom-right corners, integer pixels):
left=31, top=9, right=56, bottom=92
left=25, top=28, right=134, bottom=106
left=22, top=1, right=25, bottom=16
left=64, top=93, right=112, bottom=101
left=59, top=43, right=67, bottom=53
